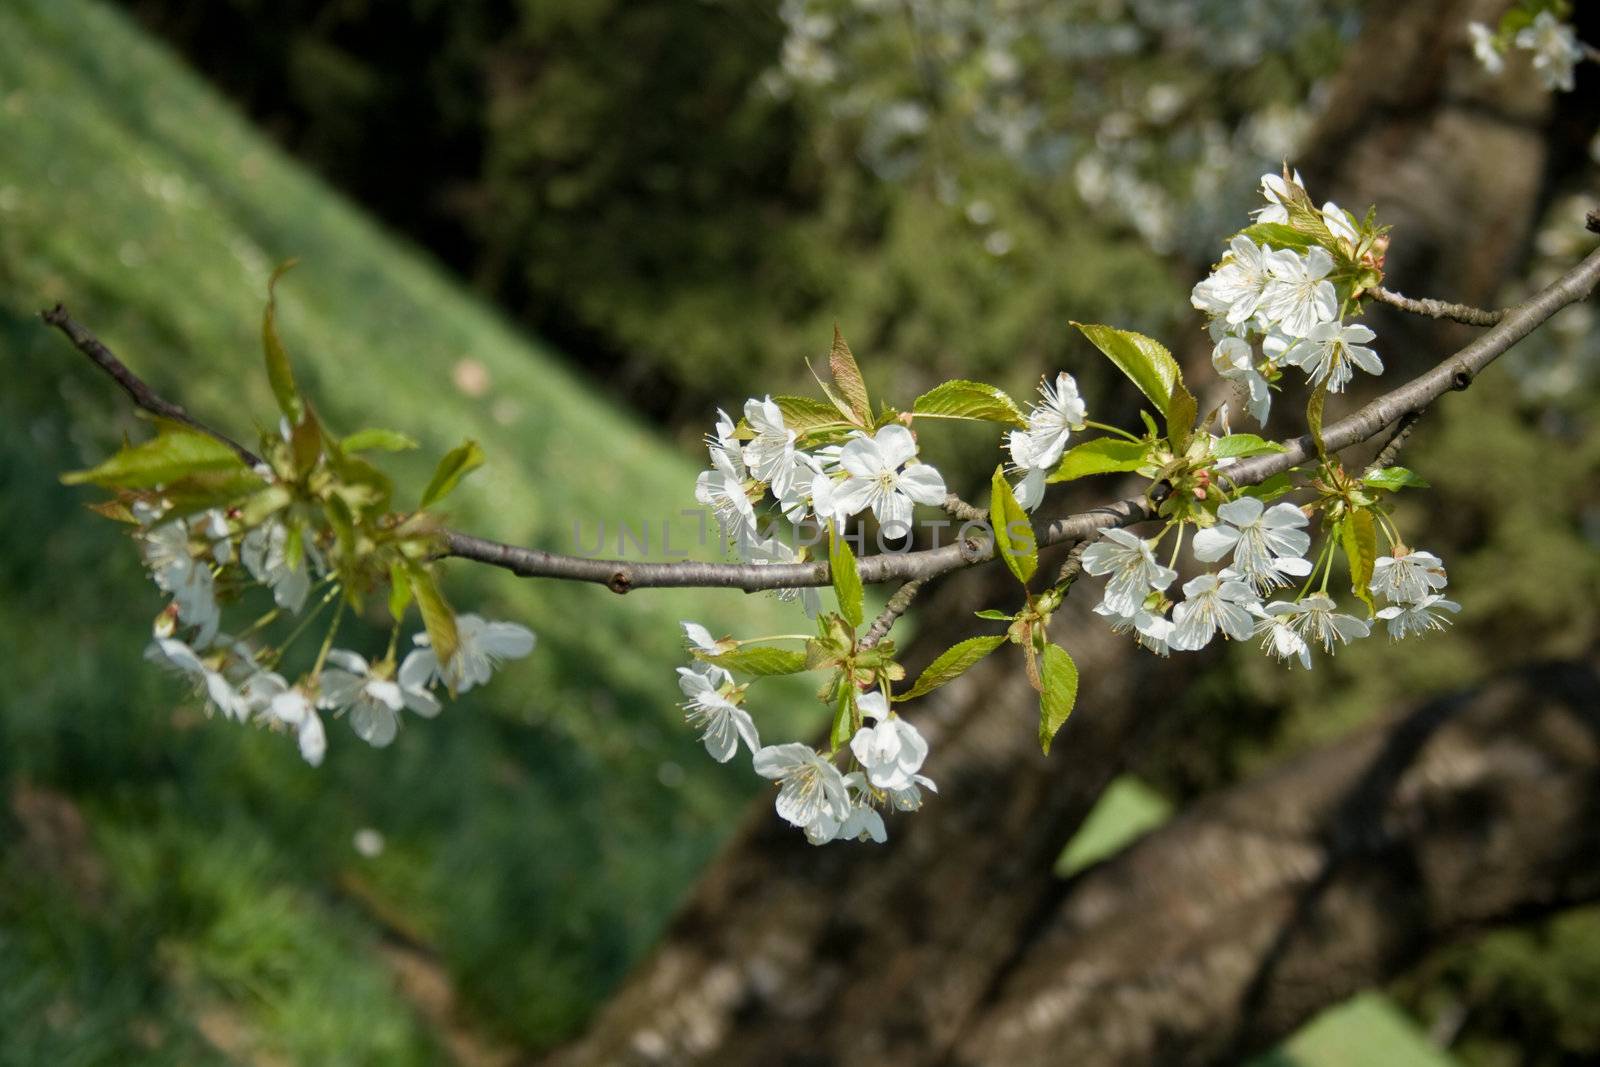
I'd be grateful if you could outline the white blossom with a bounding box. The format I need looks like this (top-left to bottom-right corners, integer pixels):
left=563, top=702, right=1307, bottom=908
left=140, top=519, right=221, bottom=645
left=1272, top=593, right=1371, bottom=653
left=753, top=743, right=852, bottom=837
left=1320, top=201, right=1359, bottom=247
left=1515, top=11, right=1582, bottom=92
left=1212, top=336, right=1272, bottom=426
left=1094, top=601, right=1175, bottom=657
left=886, top=773, right=938, bottom=812
left=831, top=425, right=947, bottom=535
left=241, top=520, right=320, bottom=614
left=144, top=636, right=245, bottom=720
left=849, top=692, right=929, bottom=791
left=1377, top=594, right=1461, bottom=639
left=833, top=773, right=889, bottom=844
left=680, top=621, right=724, bottom=654
left=1252, top=169, right=1305, bottom=225
left=1469, top=22, right=1504, bottom=75
left=1252, top=605, right=1313, bottom=669
left=1170, top=570, right=1259, bottom=651
left=243, top=671, right=327, bottom=766
left=1372, top=549, right=1448, bottom=605
left=695, top=408, right=758, bottom=544
left=676, top=663, right=760, bottom=763
left=1192, top=497, right=1312, bottom=592
left=1192, top=236, right=1272, bottom=326
left=1013, top=372, right=1088, bottom=470
left=743, top=396, right=801, bottom=496
left=404, top=614, right=535, bottom=694
left=1282, top=320, right=1382, bottom=393
left=319, top=650, right=438, bottom=748
left=1081, top=528, right=1178, bottom=616
left=1261, top=247, right=1340, bottom=339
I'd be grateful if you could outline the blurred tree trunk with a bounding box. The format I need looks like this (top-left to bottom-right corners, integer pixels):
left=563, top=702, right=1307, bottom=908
left=542, top=4, right=1573, bottom=1064
left=951, top=658, right=1600, bottom=1066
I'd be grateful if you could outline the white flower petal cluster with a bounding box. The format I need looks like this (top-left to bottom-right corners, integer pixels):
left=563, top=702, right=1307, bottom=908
left=1468, top=22, right=1505, bottom=75
left=828, top=424, right=947, bottom=535
left=319, top=649, right=441, bottom=748
left=240, top=671, right=328, bottom=767
left=241, top=520, right=322, bottom=614
left=145, top=636, right=249, bottom=720
left=1515, top=11, right=1583, bottom=92
left=1008, top=372, right=1088, bottom=510
left=1170, top=571, right=1258, bottom=651
left=1211, top=336, right=1272, bottom=426
left=694, top=408, right=759, bottom=546
left=1282, top=321, right=1382, bottom=394
left=1372, top=548, right=1458, bottom=640
left=848, top=690, right=929, bottom=791
left=405, top=614, right=536, bottom=694
left=1192, top=497, right=1312, bottom=592
left=677, top=662, right=760, bottom=763
left=1081, top=528, right=1177, bottom=617
left=139, top=517, right=222, bottom=646
left=753, top=742, right=852, bottom=838
left=1267, top=593, right=1370, bottom=653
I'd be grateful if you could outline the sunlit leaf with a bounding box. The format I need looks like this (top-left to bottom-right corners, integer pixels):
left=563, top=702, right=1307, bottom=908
left=1038, top=643, right=1079, bottom=755
left=262, top=260, right=303, bottom=423
left=421, top=439, right=485, bottom=509
left=829, top=530, right=864, bottom=629
left=989, top=465, right=1038, bottom=585
left=829, top=326, right=872, bottom=425
left=62, top=428, right=251, bottom=489
left=342, top=428, right=420, bottom=453
left=1048, top=437, right=1148, bottom=483
left=912, top=380, right=1027, bottom=428
left=898, top=635, right=1006, bottom=701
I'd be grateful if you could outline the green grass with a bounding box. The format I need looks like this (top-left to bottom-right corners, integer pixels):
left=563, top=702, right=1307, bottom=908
left=0, top=0, right=818, bottom=1057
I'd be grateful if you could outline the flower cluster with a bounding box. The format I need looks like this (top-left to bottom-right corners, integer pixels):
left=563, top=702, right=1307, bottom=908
left=1470, top=10, right=1588, bottom=93
left=1191, top=170, right=1384, bottom=424
left=133, top=498, right=534, bottom=766
left=678, top=624, right=934, bottom=846
left=693, top=396, right=951, bottom=592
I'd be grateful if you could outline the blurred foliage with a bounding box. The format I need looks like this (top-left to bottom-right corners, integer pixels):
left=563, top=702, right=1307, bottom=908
left=0, top=0, right=818, bottom=1056
left=117, top=0, right=1354, bottom=444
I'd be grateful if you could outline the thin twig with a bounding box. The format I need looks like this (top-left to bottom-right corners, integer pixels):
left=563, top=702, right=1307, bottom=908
left=1055, top=538, right=1092, bottom=589
left=42, top=305, right=264, bottom=467
left=941, top=493, right=987, bottom=523
left=1368, top=286, right=1503, bottom=327
left=1371, top=409, right=1424, bottom=471
left=860, top=577, right=929, bottom=650
left=44, top=240, right=1600, bottom=595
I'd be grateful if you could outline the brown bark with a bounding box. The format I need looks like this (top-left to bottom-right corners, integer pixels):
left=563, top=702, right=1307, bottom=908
left=953, top=659, right=1600, bottom=1066
left=542, top=4, right=1569, bottom=1065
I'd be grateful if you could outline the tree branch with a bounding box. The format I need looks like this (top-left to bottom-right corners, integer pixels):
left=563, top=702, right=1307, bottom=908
left=860, top=577, right=930, bottom=649
left=42, top=242, right=1600, bottom=596
left=40, top=305, right=262, bottom=467
left=1368, top=285, right=1504, bottom=327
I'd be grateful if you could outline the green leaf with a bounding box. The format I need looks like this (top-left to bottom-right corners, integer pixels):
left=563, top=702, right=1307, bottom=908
left=240, top=484, right=293, bottom=527
left=62, top=428, right=251, bottom=488
left=830, top=682, right=857, bottom=751
left=698, top=645, right=809, bottom=677
left=1362, top=466, right=1430, bottom=491
left=1048, top=437, right=1148, bottom=483
left=1072, top=322, right=1184, bottom=424
left=1038, top=643, right=1079, bottom=755
left=973, top=609, right=1013, bottom=621
left=342, top=428, right=420, bottom=453
left=1237, top=222, right=1318, bottom=252
left=1341, top=508, right=1378, bottom=614
left=1307, top=380, right=1329, bottom=457
left=1239, top=472, right=1296, bottom=503
left=898, top=635, right=1006, bottom=701
left=407, top=563, right=459, bottom=671
left=1212, top=433, right=1285, bottom=459
left=829, top=326, right=872, bottom=425
left=829, top=531, right=864, bottom=629
left=387, top=561, right=413, bottom=623
left=1166, top=380, right=1198, bottom=453
left=289, top=402, right=323, bottom=477
left=912, top=380, right=1027, bottom=428
left=989, top=465, right=1038, bottom=585
left=773, top=395, right=852, bottom=436
left=262, top=260, right=304, bottom=423
left=421, top=439, right=485, bottom=509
